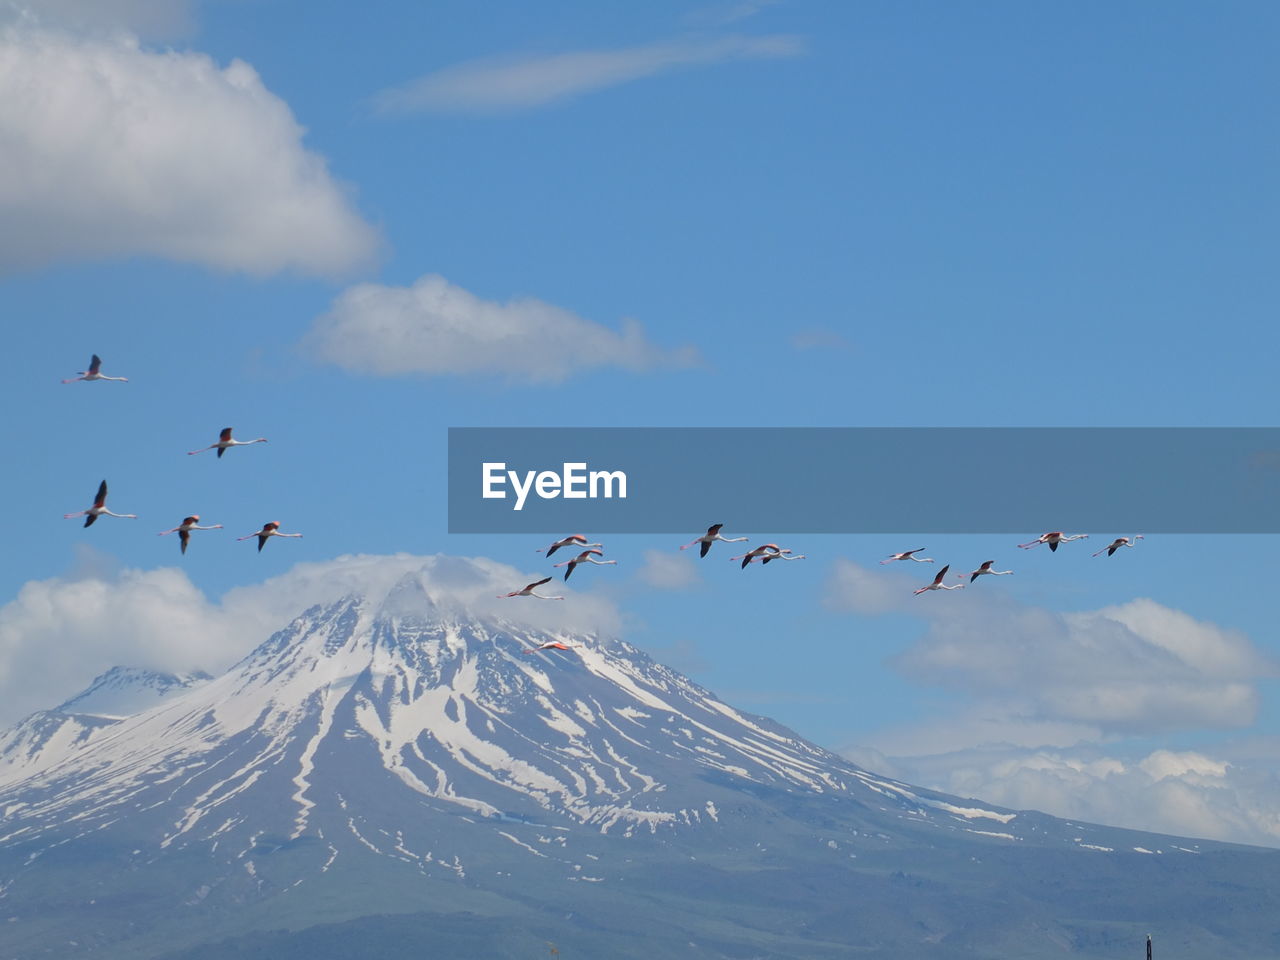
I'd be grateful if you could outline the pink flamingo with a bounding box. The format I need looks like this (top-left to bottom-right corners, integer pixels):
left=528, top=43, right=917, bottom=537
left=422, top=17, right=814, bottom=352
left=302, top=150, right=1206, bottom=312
left=188, top=427, right=268, bottom=458
left=965, top=560, right=1013, bottom=583
left=1094, top=535, right=1144, bottom=557
left=237, top=521, right=302, bottom=552
left=498, top=577, right=564, bottom=600
left=756, top=549, right=806, bottom=565
left=729, top=543, right=782, bottom=569
left=63, top=480, right=136, bottom=527
left=681, top=524, right=748, bottom=558
left=537, top=534, right=602, bottom=557
left=554, top=549, right=617, bottom=581
left=914, top=565, right=965, bottom=595
left=1018, top=531, right=1088, bottom=552
left=158, top=515, right=223, bottom=554
left=881, top=548, right=934, bottom=564
left=62, top=355, right=128, bottom=384
left=523, top=641, right=577, bottom=654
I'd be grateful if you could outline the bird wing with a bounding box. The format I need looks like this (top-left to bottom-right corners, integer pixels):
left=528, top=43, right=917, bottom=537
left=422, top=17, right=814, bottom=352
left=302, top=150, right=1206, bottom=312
left=699, top=540, right=712, bottom=558
left=706, top=523, right=723, bottom=537
left=1108, top=545, right=1118, bottom=556
left=179, top=530, right=190, bottom=554
left=531, top=577, right=553, bottom=589
left=94, top=480, right=108, bottom=507
left=220, top=427, right=233, bottom=441
left=216, top=446, right=225, bottom=459
left=934, top=565, right=949, bottom=583
left=84, top=513, right=97, bottom=528
left=183, top=515, right=199, bottom=526
left=257, top=534, right=269, bottom=552
left=1049, top=541, right=1058, bottom=552
left=545, top=541, right=564, bottom=557
left=88, top=355, right=102, bottom=374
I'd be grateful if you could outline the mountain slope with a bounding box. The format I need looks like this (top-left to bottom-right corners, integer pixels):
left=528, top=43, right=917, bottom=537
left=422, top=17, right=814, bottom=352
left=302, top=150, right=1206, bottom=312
left=0, top=565, right=1276, bottom=959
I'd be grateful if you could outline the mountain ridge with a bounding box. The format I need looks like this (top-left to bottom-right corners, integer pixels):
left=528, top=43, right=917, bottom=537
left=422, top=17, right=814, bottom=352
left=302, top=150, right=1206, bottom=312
left=0, top=563, right=1276, bottom=959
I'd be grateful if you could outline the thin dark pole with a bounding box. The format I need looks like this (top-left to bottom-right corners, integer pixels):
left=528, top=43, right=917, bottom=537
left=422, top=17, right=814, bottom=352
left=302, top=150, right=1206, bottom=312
left=1147, top=934, right=1152, bottom=960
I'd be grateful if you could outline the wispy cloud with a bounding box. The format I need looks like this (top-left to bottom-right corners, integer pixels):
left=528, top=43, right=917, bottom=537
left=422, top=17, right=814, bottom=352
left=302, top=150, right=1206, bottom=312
left=635, top=549, right=703, bottom=591
left=376, top=33, right=805, bottom=114
left=790, top=327, right=854, bottom=352
left=686, top=0, right=782, bottom=28
left=305, top=273, right=700, bottom=383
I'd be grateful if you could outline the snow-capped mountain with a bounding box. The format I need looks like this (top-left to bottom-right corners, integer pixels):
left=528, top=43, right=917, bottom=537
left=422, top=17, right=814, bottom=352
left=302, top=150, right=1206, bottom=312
left=0, top=667, right=210, bottom=787
left=0, top=564, right=1276, bottom=960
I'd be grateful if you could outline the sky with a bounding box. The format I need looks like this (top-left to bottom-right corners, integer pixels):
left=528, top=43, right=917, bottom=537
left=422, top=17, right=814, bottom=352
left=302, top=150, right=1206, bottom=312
left=2, top=0, right=1279, bottom=847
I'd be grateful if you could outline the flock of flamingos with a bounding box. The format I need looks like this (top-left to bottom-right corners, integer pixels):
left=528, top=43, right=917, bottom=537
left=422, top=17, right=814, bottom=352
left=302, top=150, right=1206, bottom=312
left=61, top=354, right=1147, bottom=634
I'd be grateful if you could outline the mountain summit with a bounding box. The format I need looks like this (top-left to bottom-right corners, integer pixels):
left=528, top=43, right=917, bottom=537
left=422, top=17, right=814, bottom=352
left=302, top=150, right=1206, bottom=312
left=0, top=562, right=1276, bottom=959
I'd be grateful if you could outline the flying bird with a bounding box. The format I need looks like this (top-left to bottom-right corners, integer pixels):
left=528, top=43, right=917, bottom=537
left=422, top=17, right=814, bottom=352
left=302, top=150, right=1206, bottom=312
left=498, top=577, right=564, bottom=600
left=758, top=549, right=806, bottom=564
left=914, top=565, right=965, bottom=595
left=158, top=515, right=223, bottom=554
left=729, top=544, right=782, bottom=569
left=881, top=548, right=934, bottom=564
left=237, top=521, right=302, bottom=552
left=523, top=641, right=577, bottom=654
left=62, top=354, right=128, bottom=384
left=554, top=549, right=617, bottom=581
left=1093, top=535, right=1144, bottom=557
left=965, top=560, right=1013, bottom=582
left=63, top=480, right=137, bottom=527
left=188, top=427, right=268, bottom=458
left=1018, top=531, right=1088, bottom=552
left=680, top=524, right=749, bottom=558
left=537, top=534, right=602, bottom=557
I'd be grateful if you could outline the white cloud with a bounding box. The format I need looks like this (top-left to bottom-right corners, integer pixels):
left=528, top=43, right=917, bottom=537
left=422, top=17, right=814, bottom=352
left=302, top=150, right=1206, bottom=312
left=305, top=273, right=699, bottom=383
left=0, top=551, right=622, bottom=726
left=376, top=33, right=805, bottom=113
left=0, top=26, right=378, bottom=275
left=868, top=742, right=1280, bottom=849
left=634, top=549, right=702, bottom=591
left=826, top=561, right=1276, bottom=736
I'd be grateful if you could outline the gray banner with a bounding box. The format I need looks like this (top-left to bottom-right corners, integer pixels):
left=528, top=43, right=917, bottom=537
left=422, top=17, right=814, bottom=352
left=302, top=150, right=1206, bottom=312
left=447, top=427, right=1280, bottom=534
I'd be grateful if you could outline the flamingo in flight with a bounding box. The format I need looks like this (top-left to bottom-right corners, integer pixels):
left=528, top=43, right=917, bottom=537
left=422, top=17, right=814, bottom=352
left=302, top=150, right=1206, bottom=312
left=681, top=524, right=748, bottom=558
left=1094, top=535, right=1144, bottom=557
left=62, top=355, right=128, bottom=384
left=881, top=548, right=934, bottom=564
left=554, top=549, right=617, bottom=581
left=538, top=534, right=602, bottom=557
left=523, top=640, right=577, bottom=654
left=64, top=480, right=136, bottom=527
left=237, top=521, right=302, bottom=552
left=158, top=515, right=223, bottom=554
left=1018, top=532, right=1088, bottom=552
left=188, top=427, right=268, bottom=458
left=914, top=565, right=965, bottom=595
left=729, top=543, right=782, bottom=569
left=965, top=560, right=1013, bottom=583
left=497, top=577, right=564, bottom=600
left=758, top=549, right=806, bottom=565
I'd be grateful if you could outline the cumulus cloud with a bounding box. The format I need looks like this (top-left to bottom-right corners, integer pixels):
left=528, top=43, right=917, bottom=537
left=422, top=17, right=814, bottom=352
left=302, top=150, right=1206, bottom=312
left=872, top=742, right=1280, bottom=849
left=634, top=549, right=702, bottom=591
left=826, top=561, right=1276, bottom=736
left=0, top=551, right=622, bottom=726
left=376, top=33, right=804, bottom=113
left=0, top=26, right=378, bottom=275
left=305, top=273, right=699, bottom=383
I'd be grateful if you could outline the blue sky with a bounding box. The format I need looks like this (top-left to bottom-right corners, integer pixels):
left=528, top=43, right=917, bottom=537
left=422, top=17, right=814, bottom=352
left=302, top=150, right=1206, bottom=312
left=2, top=0, right=1278, bottom=845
